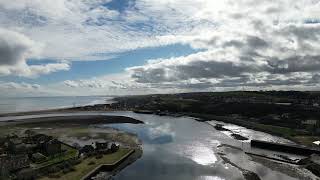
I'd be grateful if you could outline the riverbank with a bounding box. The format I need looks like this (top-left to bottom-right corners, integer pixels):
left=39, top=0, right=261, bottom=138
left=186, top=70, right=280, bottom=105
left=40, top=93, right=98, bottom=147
left=1, top=110, right=319, bottom=179
left=2, top=91, right=320, bottom=148
left=185, top=112, right=318, bottom=147
left=38, top=148, right=136, bottom=180
left=0, top=114, right=143, bottom=180
left=0, top=105, right=112, bottom=117
left=132, top=109, right=318, bottom=147
left=1, top=102, right=316, bottom=148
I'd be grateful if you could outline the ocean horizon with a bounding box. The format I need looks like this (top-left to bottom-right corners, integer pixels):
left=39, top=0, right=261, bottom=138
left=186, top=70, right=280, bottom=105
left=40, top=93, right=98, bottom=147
left=0, top=96, right=115, bottom=114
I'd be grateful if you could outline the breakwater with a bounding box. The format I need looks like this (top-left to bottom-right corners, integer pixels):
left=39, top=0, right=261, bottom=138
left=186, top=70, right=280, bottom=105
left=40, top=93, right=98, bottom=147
left=251, top=140, right=320, bottom=156
left=82, top=149, right=135, bottom=180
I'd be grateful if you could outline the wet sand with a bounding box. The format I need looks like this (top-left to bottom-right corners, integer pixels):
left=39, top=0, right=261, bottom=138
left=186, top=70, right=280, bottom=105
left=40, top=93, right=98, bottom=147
left=0, top=114, right=143, bottom=127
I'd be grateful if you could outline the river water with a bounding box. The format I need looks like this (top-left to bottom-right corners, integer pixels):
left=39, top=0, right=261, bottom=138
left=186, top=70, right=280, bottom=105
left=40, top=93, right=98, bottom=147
left=97, top=112, right=314, bottom=180
left=0, top=112, right=316, bottom=180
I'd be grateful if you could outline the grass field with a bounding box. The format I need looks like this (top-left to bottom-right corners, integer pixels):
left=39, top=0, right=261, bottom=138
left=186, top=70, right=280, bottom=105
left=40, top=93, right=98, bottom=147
left=39, top=148, right=132, bottom=180
left=32, top=144, right=78, bottom=169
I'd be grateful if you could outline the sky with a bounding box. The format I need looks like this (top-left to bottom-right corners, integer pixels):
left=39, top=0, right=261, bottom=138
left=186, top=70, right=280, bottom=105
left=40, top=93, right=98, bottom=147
left=0, top=0, right=320, bottom=97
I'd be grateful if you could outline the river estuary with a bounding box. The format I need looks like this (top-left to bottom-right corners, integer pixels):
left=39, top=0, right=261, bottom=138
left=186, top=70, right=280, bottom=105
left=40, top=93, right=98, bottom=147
left=0, top=111, right=317, bottom=180
left=99, top=112, right=315, bottom=180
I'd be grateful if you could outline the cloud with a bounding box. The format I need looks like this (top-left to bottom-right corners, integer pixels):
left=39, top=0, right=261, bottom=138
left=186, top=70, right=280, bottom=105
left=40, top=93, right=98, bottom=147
left=2, top=0, right=320, bottom=94
left=0, top=82, right=41, bottom=90
left=0, top=81, right=43, bottom=97
left=0, top=28, right=70, bottom=77
left=0, top=28, right=40, bottom=66
left=0, top=0, right=177, bottom=61
left=119, top=0, right=320, bottom=91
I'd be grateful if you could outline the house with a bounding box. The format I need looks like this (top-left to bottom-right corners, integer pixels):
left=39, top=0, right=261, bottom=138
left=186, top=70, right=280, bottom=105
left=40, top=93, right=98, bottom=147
left=302, top=120, right=319, bottom=126
left=32, top=134, right=52, bottom=144
left=110, top=143, right=119, bottom=153
left=95, top=141, right=109, bottom=151
left=80, top=145, right=94, bottom=155
left=0, top=154, right=30, bottom=172
left=302, top=120, right=320, bottom=135
left=31, top=152, right=47, bottom=163
left=40, top=139, right=61, bottom=156
left=6, top=138, right=27, bottom=155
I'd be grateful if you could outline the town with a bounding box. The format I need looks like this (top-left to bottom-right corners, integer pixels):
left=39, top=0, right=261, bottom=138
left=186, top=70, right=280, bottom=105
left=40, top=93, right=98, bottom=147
left=65, top=91, right=320, bottom=147
left=0, top=130, right=127, bottom=180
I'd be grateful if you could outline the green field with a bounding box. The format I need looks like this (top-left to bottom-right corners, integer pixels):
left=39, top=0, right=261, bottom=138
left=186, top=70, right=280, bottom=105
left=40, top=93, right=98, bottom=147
left=32, top=144, right=78, bottom=169
left=39, top=148, right=133, bottom=180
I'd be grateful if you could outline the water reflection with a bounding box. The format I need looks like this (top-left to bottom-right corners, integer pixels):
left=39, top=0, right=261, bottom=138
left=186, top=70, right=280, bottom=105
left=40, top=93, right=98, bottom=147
left=188, top=146, right=217, bottom=165
left=105, top=122, right=175, bottom=144
left=100, top=112, right=308, bottom=180
left=2, top=111, right=310, bottom=180
left=101, top=112, right=243, bottom=180
left=199, top=176, right=224, bottom=180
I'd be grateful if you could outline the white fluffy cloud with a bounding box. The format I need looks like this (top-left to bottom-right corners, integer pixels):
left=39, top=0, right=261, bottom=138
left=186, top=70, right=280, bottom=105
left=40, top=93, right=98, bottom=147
left=0, top=28, right=70, bottom=77
left=0, top=0, right=172, bottom=61
left=43, top=0, right=320, bottom=94
left=0, top=81, right=42, bottom=97
left=124, top=0, right=320, bottom=91
left=1, top=0, right=320, bottom=94
left=0, top=82, right=40, bottom=90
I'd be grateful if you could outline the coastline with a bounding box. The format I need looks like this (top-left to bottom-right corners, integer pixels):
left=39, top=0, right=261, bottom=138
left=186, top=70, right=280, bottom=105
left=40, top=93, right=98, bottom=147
left=0, top=102, right=311, bottom=147
left=0, top=114, right=143, bottom=126
left=0, top=104, right=113, bottom=117
left=0, top=101, right=316, bottom=148
left=0, top=104, right=319, bottom=179
left=0, top=111, right=143, bottom=180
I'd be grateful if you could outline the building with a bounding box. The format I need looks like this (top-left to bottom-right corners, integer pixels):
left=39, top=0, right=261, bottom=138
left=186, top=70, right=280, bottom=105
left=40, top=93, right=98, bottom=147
left=31, top=152, right=47, bottom=163
left=95, top=141, right=109, bottom=151
left=80, top=145, right=94, bottom=155
left=302, top=120, right=319, bottom=126
left=110, top=143, right=119, bottom=153
left=32, top=134, right=52, bottom=144
left=0, top=154, right=29, bottom=172
left=6, top=138, right=27, bottom=155
left=302, top=120, right=320, bottom=135
left=40, top=139, right=62, bottom=156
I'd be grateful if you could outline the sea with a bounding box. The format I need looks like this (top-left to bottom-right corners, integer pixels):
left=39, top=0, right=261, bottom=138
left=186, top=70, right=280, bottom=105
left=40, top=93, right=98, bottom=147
left=0, top=96, right=115, bottom=114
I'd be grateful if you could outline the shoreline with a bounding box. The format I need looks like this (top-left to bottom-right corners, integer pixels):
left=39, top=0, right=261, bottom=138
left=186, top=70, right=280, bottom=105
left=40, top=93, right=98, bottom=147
left=0, top=103, right=309, bottom=146
left=0, top=114, right=144, bottom=128
left=0, top=103, right=315, bottom=148
left=1, top=104, right=319, bottom=179
left=0, top=104, right=115, bottom=117
left=0, top=113, right=143, bottom=180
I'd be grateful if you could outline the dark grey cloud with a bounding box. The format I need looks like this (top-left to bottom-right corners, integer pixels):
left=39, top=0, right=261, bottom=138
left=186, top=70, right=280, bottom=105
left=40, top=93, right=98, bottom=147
left=131, top=60, right=266, bottom=84
left=128, top=22, right=320, bottom=91
left=0, top=30, right=31, bottom=66
left=267, top=55, right=320, bottom=74
left=246, top=36, right=268, bottom=49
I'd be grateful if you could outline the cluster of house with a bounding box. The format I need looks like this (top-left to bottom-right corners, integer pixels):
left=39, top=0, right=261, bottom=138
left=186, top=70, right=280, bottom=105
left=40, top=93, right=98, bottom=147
left=0, top=130, right=121, bottom=178
left=0, top=131, right=63, bottom=173
left=302, top=119, right=320, bottom=135
left=79, top=141, right=119, bottom=156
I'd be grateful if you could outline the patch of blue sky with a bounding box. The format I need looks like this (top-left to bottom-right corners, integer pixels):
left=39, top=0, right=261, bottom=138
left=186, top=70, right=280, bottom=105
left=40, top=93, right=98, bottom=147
left=2, top=43, right=203, bottom=84
left=103, top=0, right=136, bottom=13
left=304, top=18, right=320, bottom=24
